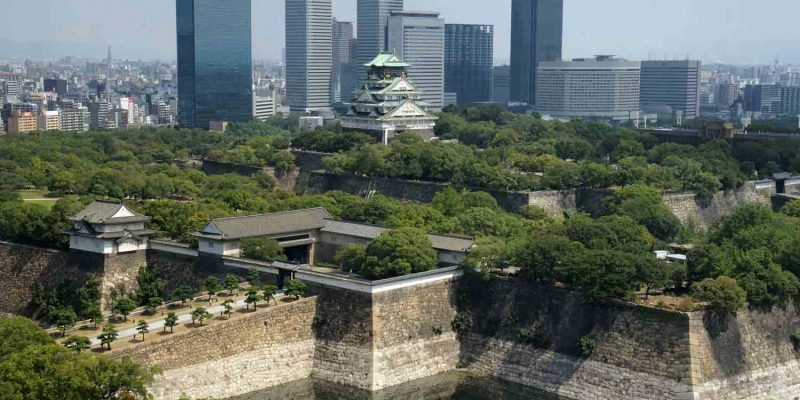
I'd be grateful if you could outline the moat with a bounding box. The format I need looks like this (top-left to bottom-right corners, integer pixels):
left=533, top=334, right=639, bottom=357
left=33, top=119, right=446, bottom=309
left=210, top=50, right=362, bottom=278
left=226, top=372, right=565, bottom=400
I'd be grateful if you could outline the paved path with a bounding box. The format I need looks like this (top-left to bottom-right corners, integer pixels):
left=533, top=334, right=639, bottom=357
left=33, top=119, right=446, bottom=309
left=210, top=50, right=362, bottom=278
left=89, top=297, right=272, bottom=345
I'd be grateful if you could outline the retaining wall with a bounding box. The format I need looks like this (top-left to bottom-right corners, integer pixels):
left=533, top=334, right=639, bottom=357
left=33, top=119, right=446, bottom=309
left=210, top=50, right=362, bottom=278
left=112, top=297, right=319, bottom=400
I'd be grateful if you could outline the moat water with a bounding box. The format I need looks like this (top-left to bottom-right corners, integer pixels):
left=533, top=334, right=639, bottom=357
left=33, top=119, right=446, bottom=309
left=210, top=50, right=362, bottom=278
left=226, top=372, right=564, bottom=400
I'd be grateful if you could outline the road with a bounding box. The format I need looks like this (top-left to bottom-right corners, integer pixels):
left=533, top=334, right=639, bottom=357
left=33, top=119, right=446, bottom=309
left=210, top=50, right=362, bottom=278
left=89, top=297, right=259, bottom=345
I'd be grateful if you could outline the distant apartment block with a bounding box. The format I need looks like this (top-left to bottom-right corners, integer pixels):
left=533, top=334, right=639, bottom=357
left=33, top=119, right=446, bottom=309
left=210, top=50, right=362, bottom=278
left=8, top=111, right=37, bottom=133
left=536, top=56, right=640, bottom=120
left=38, top=110, right=60, bottom=131
left=253, top=93, right=276, bottom=121
left=445, top=24, right=494, bottom=105
left=59, top=105, right=90, bottom=132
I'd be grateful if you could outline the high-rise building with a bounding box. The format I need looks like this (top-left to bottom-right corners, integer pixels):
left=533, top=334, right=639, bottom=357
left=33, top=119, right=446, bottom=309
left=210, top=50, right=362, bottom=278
left=536, top=56, right=641, bottom=120
left=492, top=66, right=511, bottom=104
left=781, top=86, right=800, bottom=116
left=285, top=0, right=332, bottom=112
left=0, top=75, right=20, bottom=104
left=510, top=0, right=563, bottom=104
left=332, top=19, right=354, bottom=104
left=176, top=0, right=253, bottom=129
left=59, top=105, right=90, bottom=132
left=357, top=0, right=403, bottom=77
left=43, top=78, right=68, bottom=95
left=743, top=84, right=782, bottom=114
left=253, top=92, right=276, bottom=121
left=89, top=98, right=115, bottom=130
left=445, top=24, right=494, bottom=105
left=38, top=110, right=60, bottom=131
left=8, top=111, right=37, bottom=133
left=388, top=10, right=445, bottom=110
left=640, top=60, right=701, bottom=120
left=715, top=82, right=739, bottom=108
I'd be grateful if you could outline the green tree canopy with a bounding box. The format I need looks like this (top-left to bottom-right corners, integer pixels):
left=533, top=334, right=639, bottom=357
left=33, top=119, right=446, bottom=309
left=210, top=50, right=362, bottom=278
left=356, top=228, right=438, bottom=280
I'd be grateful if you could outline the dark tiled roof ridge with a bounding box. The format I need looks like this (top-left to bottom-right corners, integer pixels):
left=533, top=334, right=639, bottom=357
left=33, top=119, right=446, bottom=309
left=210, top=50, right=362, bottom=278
left=209, top=207, right=330, bottom=223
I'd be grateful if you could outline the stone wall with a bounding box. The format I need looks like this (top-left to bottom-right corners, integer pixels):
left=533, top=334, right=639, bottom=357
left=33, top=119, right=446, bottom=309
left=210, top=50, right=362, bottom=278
left=112, top=297, right=318, bottom=400
left=0, top=241, right=81, bottom=314
left=459, top=279, right=694, bottom=400
left=97, top=250, right=146, bottom=310
left=371, top=279, right=460, bottom=390
left=690, top=306, right=800, bottom=399
left=304, top=172, right=533, bottom=213
left=663, top=182, right=771, bottom=231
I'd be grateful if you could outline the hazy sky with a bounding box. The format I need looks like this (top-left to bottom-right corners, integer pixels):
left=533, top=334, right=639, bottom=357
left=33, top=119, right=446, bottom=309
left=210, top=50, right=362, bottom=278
left=1, top=0, right=798, bottom=65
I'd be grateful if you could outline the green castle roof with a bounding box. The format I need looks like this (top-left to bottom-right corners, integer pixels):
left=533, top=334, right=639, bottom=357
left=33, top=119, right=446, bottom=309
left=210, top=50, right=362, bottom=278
left=364, top=51, right=410, bottom=68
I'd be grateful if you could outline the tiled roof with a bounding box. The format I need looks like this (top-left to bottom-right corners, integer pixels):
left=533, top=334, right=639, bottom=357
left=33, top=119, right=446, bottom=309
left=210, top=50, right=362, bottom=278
left=365, top=52, right=410, bottom=68
left=194, top=208, right=332, bottom=240
left=321, top=219, right=474, bottom=252
left=69, top=201, right=149, bottom=224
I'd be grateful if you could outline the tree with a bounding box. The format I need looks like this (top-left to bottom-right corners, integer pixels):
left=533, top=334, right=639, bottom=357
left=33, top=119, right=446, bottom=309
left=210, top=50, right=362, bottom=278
left=204, top=276, right=222, bottom=301
left=262, top=285, right=278, bottom=305
left=334, top=244, right=367, bottom=272
left=54, top=307, right=78, bottom=337
left=287, top=279, right=307, bottom=300
left=145, top=297, right=163, bottom=314
left=602, top=184, right=680, bottom=241
left=692, top=276, right=747, bottom=316
left=357, top=228, right=438, bottom=280
left=85, top=305, right=103, bottom=329
left=222, top=300, right=234, bottom=319
left=136, top=320, right=149, bottom=341
left=224, top=274, right=240, bottom=295
left=241, top=237, right=287, bottom=262
left=191, top=307, right=211, bottom=326
left=561, top=250, right=639, bottom=303
left=636, top=256, right=671, bottom=299
left=164, top=312, right=178, bottom=333
left=247, top=269, right=261, bottom=287
left=0, top=317, right=156, bottom=399
left=112, top=297, right=137, bottom=322
left=63, top=335, right=91, bottom=353
left=98, top=324, right=118, bottom=350
left=515, top=235, right=585, bottom=284
left=172, top=285, right=195, bottom=307
left=244, top=288, right=262, bottom=310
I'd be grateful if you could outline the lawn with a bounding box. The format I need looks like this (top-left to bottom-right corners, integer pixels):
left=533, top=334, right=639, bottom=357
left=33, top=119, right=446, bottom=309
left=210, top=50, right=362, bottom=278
left=16, top=189, right=60, bottom=209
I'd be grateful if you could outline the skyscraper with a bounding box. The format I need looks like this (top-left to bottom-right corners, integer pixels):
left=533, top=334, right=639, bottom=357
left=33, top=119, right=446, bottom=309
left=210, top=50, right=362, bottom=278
left=357, top=0, right=403, bottom=75
left=176, top=0, right=253, bottom=129
left=640, top=60, right=701, bottom=120
left=388, top=11, right=445, bottom=110
left=445, top=24, right=494, bottom=105
left=510, top=0, right=563, bottom=104
left=332, top=19, right=354, bottom=104
left=285, top=0, right=332, bottom=112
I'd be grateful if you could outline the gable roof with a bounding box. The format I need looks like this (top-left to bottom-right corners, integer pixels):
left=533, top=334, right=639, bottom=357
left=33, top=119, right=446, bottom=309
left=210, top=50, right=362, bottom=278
left=321, top=219, right=475, bottom=253
left=365, top=52, right=410, bottom=68
left=379, top=98, right=437, bottom=120
left=194, top=208, right=332, bottom=240
left=69, top=201, right=149, bottom=224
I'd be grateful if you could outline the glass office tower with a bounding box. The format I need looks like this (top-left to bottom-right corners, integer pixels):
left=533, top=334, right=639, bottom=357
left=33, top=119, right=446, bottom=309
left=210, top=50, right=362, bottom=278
left=510, top=0, right=563, bottom=105
left=445, top=24, right=494, bottom=105
left=176, top=0, right=253, bottom=129
left=357, top=0, right=403, bottom=79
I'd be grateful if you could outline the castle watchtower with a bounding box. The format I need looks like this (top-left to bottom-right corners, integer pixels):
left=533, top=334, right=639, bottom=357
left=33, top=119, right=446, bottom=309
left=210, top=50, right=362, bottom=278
left=65, top=201, right=154, bottom=310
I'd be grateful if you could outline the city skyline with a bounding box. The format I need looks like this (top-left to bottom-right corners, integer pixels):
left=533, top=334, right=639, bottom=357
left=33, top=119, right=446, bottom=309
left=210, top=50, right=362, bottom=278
left=1, top=0, right=799, bottom=65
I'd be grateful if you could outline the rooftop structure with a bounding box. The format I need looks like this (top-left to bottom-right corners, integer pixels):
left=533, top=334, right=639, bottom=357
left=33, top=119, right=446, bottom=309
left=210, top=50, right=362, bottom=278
left=340, top=52, right=438, bottom=144
left=65, top=201, right=154, bottom=255
left=193, top=206, right=473, bottom=267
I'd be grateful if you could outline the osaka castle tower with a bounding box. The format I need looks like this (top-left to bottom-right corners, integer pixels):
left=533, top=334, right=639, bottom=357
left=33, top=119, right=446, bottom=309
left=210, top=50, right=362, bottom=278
left=341, top=51, right=438, bottom=144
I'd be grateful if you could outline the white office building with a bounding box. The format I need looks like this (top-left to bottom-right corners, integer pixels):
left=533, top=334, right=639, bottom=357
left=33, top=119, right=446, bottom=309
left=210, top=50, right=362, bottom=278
left=387, top=10, right=445, bottom=110
left=536, top=56, right=640, bottom=120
